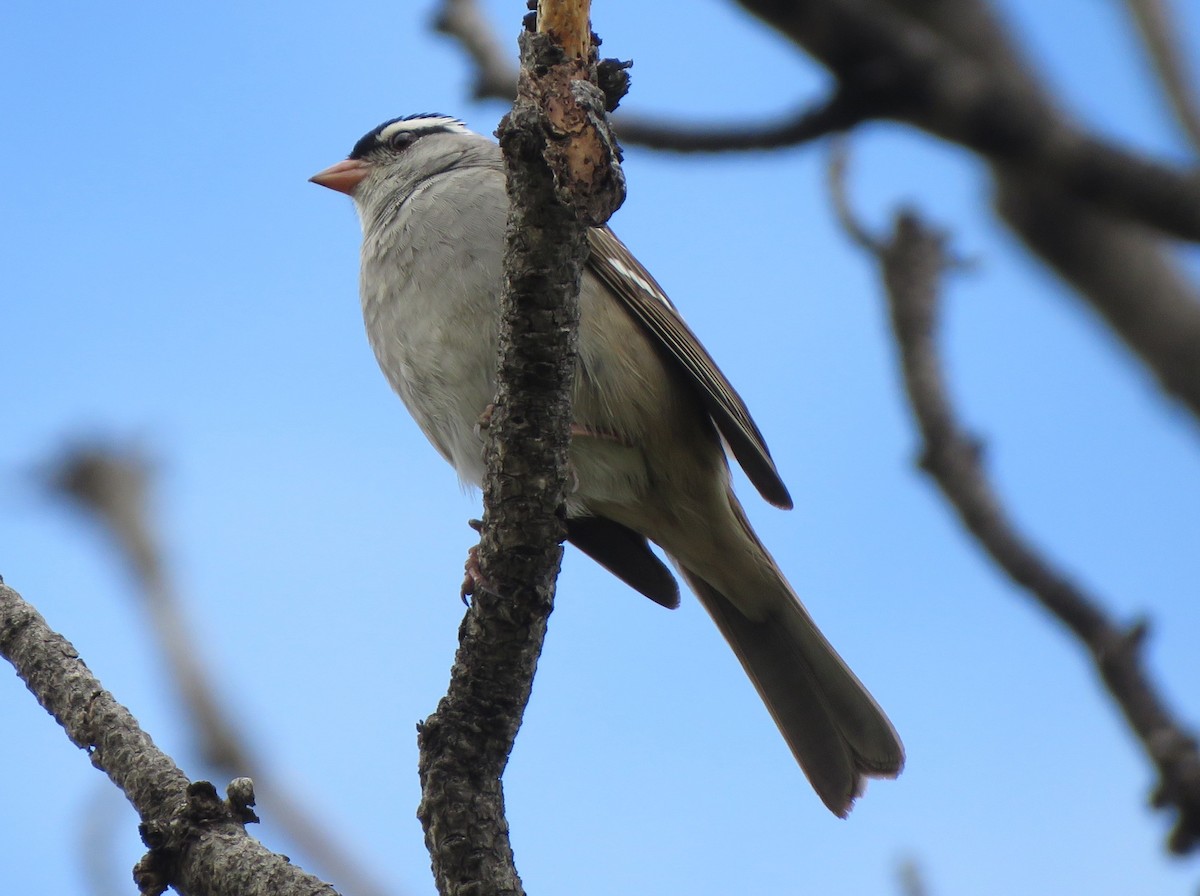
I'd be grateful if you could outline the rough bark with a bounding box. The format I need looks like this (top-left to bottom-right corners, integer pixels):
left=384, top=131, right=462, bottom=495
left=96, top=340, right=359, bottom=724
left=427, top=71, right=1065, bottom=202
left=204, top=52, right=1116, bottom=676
left=415, top=4, right=626, bottom=894
left=0, top=582, right=339, bottom=896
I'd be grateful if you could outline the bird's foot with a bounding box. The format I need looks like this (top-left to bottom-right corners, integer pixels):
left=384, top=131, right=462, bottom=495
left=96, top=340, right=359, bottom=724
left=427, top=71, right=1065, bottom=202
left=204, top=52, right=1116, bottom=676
left=460, top=543, right=496, bottom=605
left=570, top=423, right=632, bottom=446
left=473, top=403, right=496, bottom=440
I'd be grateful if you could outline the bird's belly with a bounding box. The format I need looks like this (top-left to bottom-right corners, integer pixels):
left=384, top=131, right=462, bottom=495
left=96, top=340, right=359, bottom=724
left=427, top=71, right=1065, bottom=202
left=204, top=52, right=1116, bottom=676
left=359, top=245, right=714, bottom=524
left=361, top=276, right=495, bottom=485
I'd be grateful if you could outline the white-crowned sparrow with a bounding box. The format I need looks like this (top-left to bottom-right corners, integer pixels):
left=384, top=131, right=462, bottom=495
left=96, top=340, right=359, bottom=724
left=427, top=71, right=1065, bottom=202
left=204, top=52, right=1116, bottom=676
left=311, top=113, right=903, bottom=815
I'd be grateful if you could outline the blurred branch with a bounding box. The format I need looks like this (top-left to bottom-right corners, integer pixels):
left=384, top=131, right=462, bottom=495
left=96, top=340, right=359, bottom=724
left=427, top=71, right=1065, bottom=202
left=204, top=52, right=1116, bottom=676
left=830, top=144, right=1200, bottom=856
left=43, top=443, right=396, bottom=896
left=747, top=0, right=1200, bottom=425
left=46, top=446, right=239, bottom=765
left=738, top=0, right=1200, bottom=240
left=0, top=582, right=338, bottom=895
left=434, top=0, right=863, bottom=151
left=612, top=94, right=866, bottom=153
left=416, top=3, right=626, bottom=894
left=896, top=858, right=930, bottom=896
left=993, top=172, right=1200, bottom=423
left=1123, top=0, right=1200, bottom=153
left=82, top=786, right=131, bottom=896
left=434, top=0, right=516, bottom=101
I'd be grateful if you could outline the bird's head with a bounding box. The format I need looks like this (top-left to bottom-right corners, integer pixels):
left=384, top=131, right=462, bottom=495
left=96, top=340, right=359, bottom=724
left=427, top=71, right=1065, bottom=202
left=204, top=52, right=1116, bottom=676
left=310, top=113, right=495, bottom=210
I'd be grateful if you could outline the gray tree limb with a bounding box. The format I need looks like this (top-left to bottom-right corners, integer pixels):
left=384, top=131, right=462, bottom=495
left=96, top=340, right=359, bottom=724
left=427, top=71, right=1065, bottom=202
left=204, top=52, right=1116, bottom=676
left=0, top=582, right=340, bottom=896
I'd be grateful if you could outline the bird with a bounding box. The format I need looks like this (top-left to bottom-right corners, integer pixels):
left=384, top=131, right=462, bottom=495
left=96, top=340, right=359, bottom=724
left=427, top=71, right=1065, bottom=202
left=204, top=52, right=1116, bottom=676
left=311, top=113, right=904, bottom=815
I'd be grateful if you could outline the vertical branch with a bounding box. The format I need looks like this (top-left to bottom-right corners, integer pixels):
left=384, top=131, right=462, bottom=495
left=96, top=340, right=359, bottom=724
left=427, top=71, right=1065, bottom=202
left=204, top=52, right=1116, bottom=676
left=416, top=3, right=626, bottom=895
left=535, top=0, right=591, bottom=60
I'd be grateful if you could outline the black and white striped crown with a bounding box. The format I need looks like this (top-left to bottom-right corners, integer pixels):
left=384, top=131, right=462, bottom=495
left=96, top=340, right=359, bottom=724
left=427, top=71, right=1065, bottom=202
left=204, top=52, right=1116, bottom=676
left=349, top=113, right=474, bottom=159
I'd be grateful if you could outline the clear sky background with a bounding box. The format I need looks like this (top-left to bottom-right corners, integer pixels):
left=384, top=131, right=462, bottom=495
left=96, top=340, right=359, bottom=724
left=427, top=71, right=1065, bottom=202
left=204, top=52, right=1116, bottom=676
left=3, top=2, right=1200, bottom=894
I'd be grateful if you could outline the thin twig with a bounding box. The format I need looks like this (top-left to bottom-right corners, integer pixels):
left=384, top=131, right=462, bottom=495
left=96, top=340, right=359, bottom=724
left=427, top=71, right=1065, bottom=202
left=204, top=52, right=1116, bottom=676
left=830, top=148, right=1200, bottom=855
left=737, top=0, right=1200, bottom=241
left=828, top=140, right=884, bottom=253
left=1123, top=0, right=1200, bottom=154
left=42, top=443, right=395, bottom=896
left=0, top=582, right=338, bottom=896
left=46, top=446, right=240, bottom=766
left=81, top=787, right=128, bottom=896
left=434, top=0, right=517, bottom=100
left=613, top=94, right=865, bottom=153
left=896, top=858, right=930, bottom=896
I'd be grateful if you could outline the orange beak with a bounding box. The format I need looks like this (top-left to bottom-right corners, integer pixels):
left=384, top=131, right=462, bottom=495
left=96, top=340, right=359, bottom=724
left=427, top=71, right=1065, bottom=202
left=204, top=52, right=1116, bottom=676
left=309, top=158, right=371, bottom=195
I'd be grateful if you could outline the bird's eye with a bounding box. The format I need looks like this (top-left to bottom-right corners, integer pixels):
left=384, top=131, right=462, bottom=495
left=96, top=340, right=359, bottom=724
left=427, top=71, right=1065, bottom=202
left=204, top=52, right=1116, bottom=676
left=388, top=131, right=418, bottom=151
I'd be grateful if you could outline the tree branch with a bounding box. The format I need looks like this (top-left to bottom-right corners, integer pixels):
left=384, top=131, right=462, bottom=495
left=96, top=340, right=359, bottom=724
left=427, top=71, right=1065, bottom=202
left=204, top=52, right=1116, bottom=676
left=830, top=147, right=1200, bottom=855
left=45, top=445, right=243, bottom=768
left=433, top=0, right=517, bottom=101
left=42, top=443, right=396, bottom=896
left=993, top=172, right=1200, bottom=423
left=741, top=0, right=1200, bottom=424
left=612, top=93, right=866, bottom=153
left=738, top=0, right=1200, bottom=241
left=1123, top=0, right=1200, bottom=154
left=433, top=0, right=866, bottom=153
left=0, top=582, right=340, bottom=895
left=415, top=3, right=626, bottom=894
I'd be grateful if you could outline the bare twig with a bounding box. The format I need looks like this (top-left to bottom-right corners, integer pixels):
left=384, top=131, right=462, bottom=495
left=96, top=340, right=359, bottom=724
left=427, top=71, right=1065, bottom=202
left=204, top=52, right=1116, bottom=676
left=1123, top=0, right=1200, bottom=153
left=897, top=858, right=931, bottom=896
left=738, top=0, right=1200, bottom=423
left=736, top=0, right=1200, bottom=240
left=434, top=0, right=517, bottom=100
left=993, top=171, right=1200, bottom=425
left=416, top=3, right=626, bottom=894
left=43, top=444, right=395, bottom=896
left=828, top=140, right=885, bottom=253
left=81, top=787, right=129, bottom=896
left=0, top=582, right=339, bottom=896
left=830, top=150, right=1200, bottom=855
left=613, top=94, right=865, bottom=153
left=46, top=446, right=240, bottom=767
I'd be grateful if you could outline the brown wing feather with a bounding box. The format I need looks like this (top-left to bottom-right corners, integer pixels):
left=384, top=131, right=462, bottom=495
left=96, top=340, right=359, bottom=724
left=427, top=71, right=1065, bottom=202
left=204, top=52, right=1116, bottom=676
left=586, top=227, right=793, bottom=509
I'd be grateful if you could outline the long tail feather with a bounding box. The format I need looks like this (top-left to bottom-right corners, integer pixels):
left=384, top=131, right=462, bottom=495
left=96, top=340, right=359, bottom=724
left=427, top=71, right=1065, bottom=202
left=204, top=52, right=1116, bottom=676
left=680, top=569, right=904, bottom=816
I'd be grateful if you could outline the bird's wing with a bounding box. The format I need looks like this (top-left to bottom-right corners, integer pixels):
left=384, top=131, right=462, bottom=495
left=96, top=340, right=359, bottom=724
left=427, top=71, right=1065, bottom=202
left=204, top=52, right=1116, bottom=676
left=586, top=227, right=793, bottom=509
left=565, top=516, right=680, bottom=608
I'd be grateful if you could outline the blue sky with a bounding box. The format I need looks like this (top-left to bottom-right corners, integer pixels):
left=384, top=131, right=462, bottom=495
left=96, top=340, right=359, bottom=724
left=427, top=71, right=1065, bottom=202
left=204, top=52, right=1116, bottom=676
left=3, top=1, right=1200, bottom=894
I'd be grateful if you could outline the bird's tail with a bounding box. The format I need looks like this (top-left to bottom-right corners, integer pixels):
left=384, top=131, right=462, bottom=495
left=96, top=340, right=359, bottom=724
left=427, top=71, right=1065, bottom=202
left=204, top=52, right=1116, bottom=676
left=677, top=507, right=904, bottom=816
